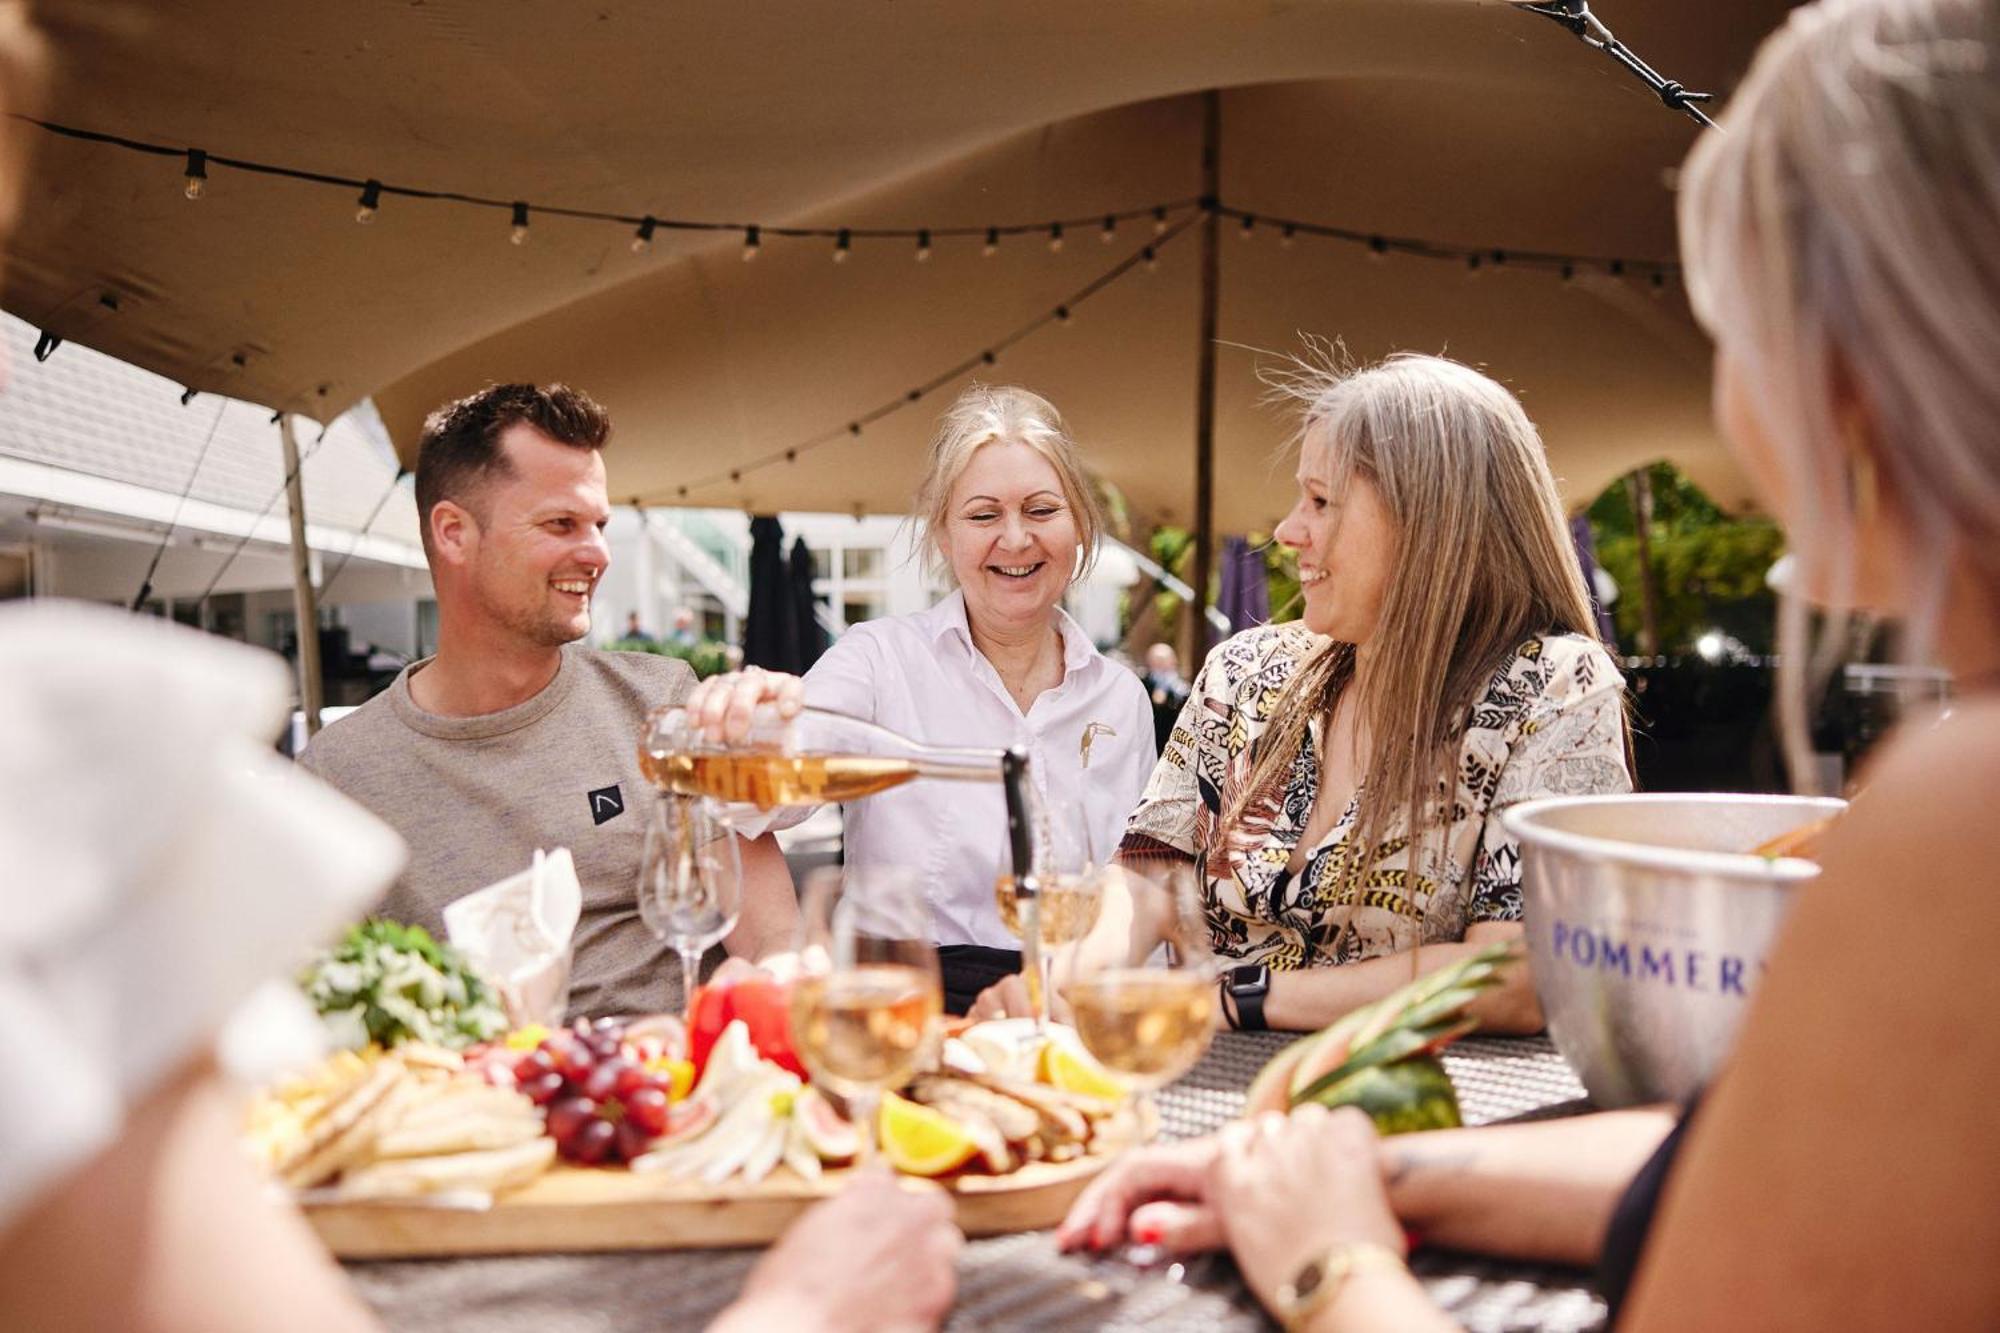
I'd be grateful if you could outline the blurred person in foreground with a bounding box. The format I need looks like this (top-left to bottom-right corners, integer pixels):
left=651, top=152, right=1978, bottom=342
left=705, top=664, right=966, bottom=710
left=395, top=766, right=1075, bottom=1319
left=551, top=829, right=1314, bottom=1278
left=976, top=352, right=1634, bottom=1034
left=297, top=382, right=797, bottom=1018
left=1058, top=1, right=2000, bottom=1328
left=0, top=17, right=957, bottom=1329
left=687, top=385, right=1156, bottom=1013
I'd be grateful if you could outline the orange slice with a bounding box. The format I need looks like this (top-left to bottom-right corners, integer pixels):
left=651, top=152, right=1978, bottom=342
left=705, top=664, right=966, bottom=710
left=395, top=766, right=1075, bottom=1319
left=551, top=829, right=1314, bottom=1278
left=1037, top=1041, right=1126, bottom=1102
left=878, top=1092, right=979, bottom=1177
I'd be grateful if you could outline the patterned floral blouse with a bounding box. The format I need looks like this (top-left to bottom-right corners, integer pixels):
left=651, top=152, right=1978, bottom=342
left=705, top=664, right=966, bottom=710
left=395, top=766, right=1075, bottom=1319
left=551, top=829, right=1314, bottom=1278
left=1122, top=623, right=1631, bottom=970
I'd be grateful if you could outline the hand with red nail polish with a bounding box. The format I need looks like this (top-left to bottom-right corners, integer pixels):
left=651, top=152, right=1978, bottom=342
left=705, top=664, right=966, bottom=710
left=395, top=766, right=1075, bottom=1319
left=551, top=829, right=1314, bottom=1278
left=1055, top=1137, right=1227, bottom=1256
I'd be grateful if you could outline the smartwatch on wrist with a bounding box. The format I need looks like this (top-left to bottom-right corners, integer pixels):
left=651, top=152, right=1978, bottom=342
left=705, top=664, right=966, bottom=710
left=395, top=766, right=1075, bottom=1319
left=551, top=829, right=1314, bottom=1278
left=1225, top=963, right=1271, bottom=1032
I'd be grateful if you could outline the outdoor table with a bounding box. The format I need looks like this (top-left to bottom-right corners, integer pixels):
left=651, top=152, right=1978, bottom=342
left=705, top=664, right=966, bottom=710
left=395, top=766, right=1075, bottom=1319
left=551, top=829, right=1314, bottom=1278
left=346, top=1033, right=1607, bottom=1333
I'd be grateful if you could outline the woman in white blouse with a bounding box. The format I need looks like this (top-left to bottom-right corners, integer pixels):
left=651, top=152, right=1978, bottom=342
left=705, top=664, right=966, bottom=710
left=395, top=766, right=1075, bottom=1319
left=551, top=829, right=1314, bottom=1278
left=692, top=385, right=1155, bottom=1012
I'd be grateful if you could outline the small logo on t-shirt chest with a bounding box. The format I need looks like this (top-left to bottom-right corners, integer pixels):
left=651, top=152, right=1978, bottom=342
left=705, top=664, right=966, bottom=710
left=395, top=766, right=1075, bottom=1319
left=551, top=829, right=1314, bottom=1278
left=587, top=784, right=625, bottom=825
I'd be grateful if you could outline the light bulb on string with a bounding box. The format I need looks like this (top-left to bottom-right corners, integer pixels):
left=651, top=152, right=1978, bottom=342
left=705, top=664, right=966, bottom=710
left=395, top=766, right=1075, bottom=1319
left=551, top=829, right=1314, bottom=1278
left=1100, top=215, right=1116, bottom=244
left=1153, top=206, right=1169, bottom=236
left=1465, top=252, right=1483, bottom=278
left=834, top=228, right=851, bottom=264
left=1650, top=270, right=1668, bottom=297
left=1367, top=235, right=1388, bottom=264
left=981, top=350, right=997, bottom=366
left=1048, top=223, right=1064, bottom=253
left=1280, top=224, right=1296, bottom=248
left=742, top=225, right=760, bottom=261
left=1490, top=249, right=1508, bottom=269
left=1560, top=261, right=1577, bottom=287
left=982, top=227, right=999, bottom=258
left=915, top=229, right=932, bottom=263
left=630, top=216, right=657, bottom=255
left=1055, top=305, right=1071, bottom=324
left=355, top=179, right=381, bottom=224
left=1608, top=259, right=1627, bottom=278
left=1239, top=214, right=1256, bottom=240
left=509, top=202, right=530, bottom=246
left=1143, top=245, right=1158, bottom=272
left=183, top=148, right=207, bottom=200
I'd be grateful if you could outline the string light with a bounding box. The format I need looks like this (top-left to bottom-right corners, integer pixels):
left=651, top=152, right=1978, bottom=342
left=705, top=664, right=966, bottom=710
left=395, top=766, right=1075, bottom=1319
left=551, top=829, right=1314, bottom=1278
left=509, top=201, right=530, bottom=245
left=630, top=215, right=657, bottom=254
left=1560, top=261, right=1577, bottom=285
left=915, top=229, right=932, bottom=263
left=1143, top=245, right=1158, bottom=271
left=1608, top=259, right=1626, bottom=277
left=1280, top=224, right=1296, bottom=248
left=182, top=148, right=207, bottom=200
left=1153, top=206, right=1169, bottom=236
left=982, top=226, right=999, bottom=258
left=1100, top=215, right=1116, bottom=244
left=1239, top=214, right=1255, bottom=240
left=981, top=350, right=997, bottom=365
left=1368, top=235, right=1388, bottom=263
left=742, top=224, right=760, bottom=261
left=1466, top=252, right=1483, bottom=276
left=1048, top=222, right=1064, bottom=253
left=847, top=422, right=862, bottom=436
left=1490, top=249, right=1508, bottom=268
left=834, top=228, right=851, bottom=263
left=1650, top=270, right=1668, bottom=296
left=1055, top=304, right=1071, bottom=324
left=355, top=179, right=381, bottom=224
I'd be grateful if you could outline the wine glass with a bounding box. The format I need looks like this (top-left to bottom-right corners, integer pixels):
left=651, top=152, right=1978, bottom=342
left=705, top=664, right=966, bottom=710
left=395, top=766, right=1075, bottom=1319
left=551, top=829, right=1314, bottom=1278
left=636, top=794, right=743, bottom=1021
left=1062, top=860, right=1219, bottom=1270
left=993, top=797, right=1106, bottom=1028
left=1060, top=859, right=1218, bottom=1123
left=790, top=866, right=943, bottom=1165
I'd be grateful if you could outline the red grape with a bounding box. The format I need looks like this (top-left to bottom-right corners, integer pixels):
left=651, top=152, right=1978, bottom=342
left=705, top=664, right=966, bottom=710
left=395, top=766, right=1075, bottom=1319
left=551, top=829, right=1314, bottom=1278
left=524, top=1071, right=566, bottom=1106
left=584, top=1058, right=633, bottom=1103
left=615, top=1118, right=653, bottom=1162
left=571, top=1118, right=616, bottom=1165
left=625, top=1087, right=670, bottom=1136
left=548, top=1036, right=595, bottom=1083
left=547, top=1096, right=596, bottom=1147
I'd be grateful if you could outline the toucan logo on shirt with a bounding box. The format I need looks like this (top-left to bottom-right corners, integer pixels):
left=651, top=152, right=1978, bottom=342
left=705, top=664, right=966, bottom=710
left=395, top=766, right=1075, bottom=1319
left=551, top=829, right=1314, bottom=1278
left=588, top=784, right=625, bottom=825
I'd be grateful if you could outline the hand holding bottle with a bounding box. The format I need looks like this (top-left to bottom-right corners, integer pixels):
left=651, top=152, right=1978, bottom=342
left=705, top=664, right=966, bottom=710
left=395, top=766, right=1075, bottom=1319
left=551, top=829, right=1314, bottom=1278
left=684, top=666, right=808, bottom=742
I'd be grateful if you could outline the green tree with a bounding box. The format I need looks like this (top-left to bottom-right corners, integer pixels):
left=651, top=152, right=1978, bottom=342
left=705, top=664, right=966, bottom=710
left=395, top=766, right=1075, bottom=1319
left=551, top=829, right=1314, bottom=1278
left=1587, top=462, right=1786, bottom=654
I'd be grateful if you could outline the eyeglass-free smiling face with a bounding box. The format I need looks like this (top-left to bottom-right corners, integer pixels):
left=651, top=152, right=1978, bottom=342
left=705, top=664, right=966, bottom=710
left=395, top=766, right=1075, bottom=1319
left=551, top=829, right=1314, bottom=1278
left=1272, top=423, right=1400, bottom=644
left=939, top=439, right=1080, bottom=634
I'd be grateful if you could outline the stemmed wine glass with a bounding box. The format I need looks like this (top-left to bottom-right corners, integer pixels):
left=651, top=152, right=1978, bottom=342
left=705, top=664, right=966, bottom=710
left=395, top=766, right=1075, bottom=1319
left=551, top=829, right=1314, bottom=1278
left=790, top=866, right=943, bottom=1165
left=636, top=794, right=743, bottom=1021
left=1061, top=859, right=1218, bottom=1126
left=995, top=798, right=1107, bottom=1028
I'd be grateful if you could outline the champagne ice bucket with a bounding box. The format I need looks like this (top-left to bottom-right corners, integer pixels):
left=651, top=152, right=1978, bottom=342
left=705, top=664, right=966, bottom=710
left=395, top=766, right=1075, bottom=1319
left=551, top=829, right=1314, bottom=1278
left=1502, top=793, right=1844, bottom=1108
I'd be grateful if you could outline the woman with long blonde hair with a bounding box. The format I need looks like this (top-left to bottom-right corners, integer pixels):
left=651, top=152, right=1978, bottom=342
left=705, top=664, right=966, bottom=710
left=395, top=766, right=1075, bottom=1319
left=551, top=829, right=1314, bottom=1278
left=1061, top=1, right=2000, bottom=1327
left=977, top=351, right=1632, bottom=1032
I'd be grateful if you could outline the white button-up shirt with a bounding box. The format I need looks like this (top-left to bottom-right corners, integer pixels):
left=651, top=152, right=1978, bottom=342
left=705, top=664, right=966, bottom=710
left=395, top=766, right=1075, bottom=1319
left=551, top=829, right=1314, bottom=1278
left=768, top=592, right=1156, bottom=949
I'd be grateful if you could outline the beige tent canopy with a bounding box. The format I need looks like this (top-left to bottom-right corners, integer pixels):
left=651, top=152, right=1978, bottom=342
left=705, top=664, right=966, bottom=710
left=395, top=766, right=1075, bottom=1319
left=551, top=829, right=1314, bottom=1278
left=9, top=0, right=1792, bottom=538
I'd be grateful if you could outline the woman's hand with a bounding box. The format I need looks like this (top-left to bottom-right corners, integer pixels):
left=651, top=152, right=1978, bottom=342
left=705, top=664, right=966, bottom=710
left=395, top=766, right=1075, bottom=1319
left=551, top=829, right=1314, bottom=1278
left=1210, top=1105, right=1407, bottom=1315
left=682, top=667, right=806, bottom=742
left=715, top=1167, right=963, bottom=1333
left=964, top=972, right=1073, bottom=1025
left=1054, top=1135, right=1227, bottom=1254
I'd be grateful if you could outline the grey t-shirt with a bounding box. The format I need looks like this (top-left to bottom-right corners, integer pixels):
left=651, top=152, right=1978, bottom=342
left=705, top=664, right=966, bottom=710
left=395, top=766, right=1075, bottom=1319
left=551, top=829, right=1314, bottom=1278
left=299, top=646, right=697, bottom=1019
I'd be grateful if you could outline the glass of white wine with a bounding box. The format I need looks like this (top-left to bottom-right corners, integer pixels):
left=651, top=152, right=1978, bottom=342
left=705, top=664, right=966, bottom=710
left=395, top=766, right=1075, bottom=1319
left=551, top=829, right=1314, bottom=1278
left=790, top=865, right=943, bottom=1165
left=1061, top=860, right=1219, bottom=1123
left=994, top=797, right=1106, bottom=1027
left=636, top=794, right=743, bottom=1022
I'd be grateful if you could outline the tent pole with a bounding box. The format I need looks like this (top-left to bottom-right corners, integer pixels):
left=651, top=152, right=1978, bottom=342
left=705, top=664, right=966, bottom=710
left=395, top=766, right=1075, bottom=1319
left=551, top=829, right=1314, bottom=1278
left=1186, top=89, right=1221, bottom=669
left=280, top=413, right=326, bottom=738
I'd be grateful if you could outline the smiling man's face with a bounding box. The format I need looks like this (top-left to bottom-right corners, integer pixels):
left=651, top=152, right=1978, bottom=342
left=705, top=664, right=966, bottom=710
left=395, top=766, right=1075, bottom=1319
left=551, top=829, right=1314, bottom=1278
left=459, top=424, right=612, bottom=648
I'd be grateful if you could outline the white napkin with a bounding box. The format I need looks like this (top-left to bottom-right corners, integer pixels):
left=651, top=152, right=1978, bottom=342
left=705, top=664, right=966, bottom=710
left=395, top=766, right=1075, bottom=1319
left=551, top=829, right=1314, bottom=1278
left=443, top=848, right=582, bottom=1029
left=0, top=600, right=406, bottom=1230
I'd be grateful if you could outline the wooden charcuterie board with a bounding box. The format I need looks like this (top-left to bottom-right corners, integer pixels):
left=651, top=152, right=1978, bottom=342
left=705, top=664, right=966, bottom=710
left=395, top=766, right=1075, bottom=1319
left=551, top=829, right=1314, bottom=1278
left=308, top=1105, right=1146, bottom=1258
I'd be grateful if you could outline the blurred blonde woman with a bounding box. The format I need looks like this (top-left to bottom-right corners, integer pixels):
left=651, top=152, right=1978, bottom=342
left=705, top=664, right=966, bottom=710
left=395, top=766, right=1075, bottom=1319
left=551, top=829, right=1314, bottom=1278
left=691, top=385, right=1154, bottom=1012
left=1061, top=1, right=2000, bottom=1328
left=977, top=352, right=1632, bottom=1033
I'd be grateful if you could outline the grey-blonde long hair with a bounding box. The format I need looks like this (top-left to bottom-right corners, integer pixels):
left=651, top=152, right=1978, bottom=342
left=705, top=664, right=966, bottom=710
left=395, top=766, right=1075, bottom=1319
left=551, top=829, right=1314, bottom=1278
left=908, top=384, right=1106, bottom=587
left=1679, top=0, right=2000, bottom=792
left=1231, top=350, right=1614, bottom=927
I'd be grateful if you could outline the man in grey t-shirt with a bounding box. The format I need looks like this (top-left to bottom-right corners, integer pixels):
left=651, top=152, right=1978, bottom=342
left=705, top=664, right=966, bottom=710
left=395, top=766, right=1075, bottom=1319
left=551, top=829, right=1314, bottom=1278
left=300, top=383, right=798, bottom=1018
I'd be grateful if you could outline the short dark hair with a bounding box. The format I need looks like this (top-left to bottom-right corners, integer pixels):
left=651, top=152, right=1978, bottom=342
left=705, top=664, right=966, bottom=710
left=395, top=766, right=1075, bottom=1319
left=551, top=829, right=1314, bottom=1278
left=414, top=382, right=611, bottom=553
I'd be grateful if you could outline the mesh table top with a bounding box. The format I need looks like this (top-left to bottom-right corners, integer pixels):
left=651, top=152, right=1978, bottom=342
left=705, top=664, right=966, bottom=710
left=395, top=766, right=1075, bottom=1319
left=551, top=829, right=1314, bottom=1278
left=346, top=1033, right=1607, bottom=1333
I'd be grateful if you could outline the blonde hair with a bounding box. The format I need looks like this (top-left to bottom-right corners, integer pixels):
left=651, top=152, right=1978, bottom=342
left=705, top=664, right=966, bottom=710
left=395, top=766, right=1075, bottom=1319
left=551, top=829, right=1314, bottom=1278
left=1234, top=350, right=1613, bottom=938
left=1679, top=0, right=2000, bottom=791
left=909, top=384, right=1105, bottom=585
